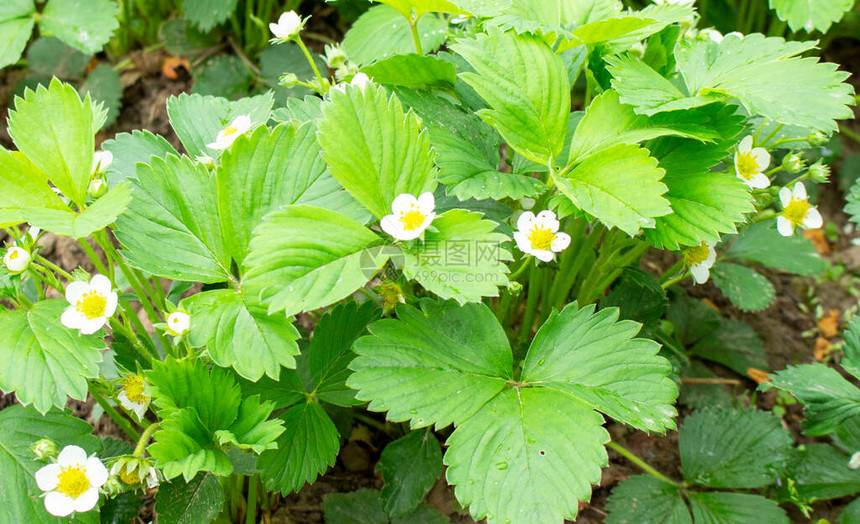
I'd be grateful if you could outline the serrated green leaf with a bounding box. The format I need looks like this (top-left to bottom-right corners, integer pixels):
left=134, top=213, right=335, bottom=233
left=192, top=55, right=252, bottom=99
left=845, top=176, right=860, bottom=228
left=605, top=476, right=691, bottom=524
left=0, top=300, right=104, bottom=414
left=28, top=181, right=132, bottom=238
left=318, top=84, right=437, bottom=219
left=182, top=0, right=237, bottom=30
left=554, top=143, right=671, bottom=236
left=0, top=405, right=101, bottom=524
left=101, top=130, right=178, bottom=186
left=490, top=0, right=622, bottom=37
left=271, top=95, right=324, bottom=124
left=787, top=444, right=860, bottom=501
left=401, top=210, right=511, bottom=303
left=362, top=54, right=457, bottom=89
left=769, top=0, right=853, bottom=33
left=182, top=288, right=300, bottom=381
left=601, top=3, right=694, bottom=53
left=687, top=492, right=789, bottom=524
left=378, top=430, right=442, bottom=518
left=0, top=12, right=34, bottom=70
left=711, top=263, right=776, bottom=312
left=689, top=318, right=768, bottom=375
left=843, top=316, right=860, bottom=380
left=680, top=408, right=792, bottom=488
left=392, top=505, right=449, bottom=524
left=600, top=267, right=668, bottom=331
left=0, top=148, right=69, bottom=228
left=376, top=0, right=466, bottom=18
left=154, top=473, right=224, bottom=524
left=840, top=497, right=860, bottom=524
left=667, top=294, right=721, bottom=347
left=236, top=368, right=306, bottom=411
left=100, top=490, right=143, bottom=524
left=80, top=64, right=121, bottom=127
left=680, top=361, right=733, bottom=410
left=159, top=17, right=218, bottom=57
left=454, top=28, right=570, bottom=165
left=342, top=5, right=448, bottom=67
left=257, top=401, right=339, bottom=494
left=725, top=222, right=828, bottom=276
left=39, top=0, right=118, bottom=54
left=323, top=489, right=388, bottom=524
left=147, top=357, right=241, bottom=429
left=445, top=388, right=608, bottom=524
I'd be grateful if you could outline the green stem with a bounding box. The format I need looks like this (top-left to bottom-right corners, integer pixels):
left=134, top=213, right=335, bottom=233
left=295, top=37, right=325, bottom=87
left=517, top=264, right=542, bottom=346
left=34, top=255, right=74, bottom=282
left=245, top=474, right=259, bottom=524
left=110, top=317, right=155, bottom=362
left=77, top=239, right=109, bottom=276
left=91, top=389, right=141, bottom=441
left=607, top=441, right=680, bottom=487
left=133, top=423, right=160, bottom=456
left=508, top=256, right=533, bottom=281
left=661, top=269, right=689, bottom=289
left=409, top=18, right=424, bottom=55
left=760, top=123, right=785, bottom=147
left=840, top=123, right=860, bottom=145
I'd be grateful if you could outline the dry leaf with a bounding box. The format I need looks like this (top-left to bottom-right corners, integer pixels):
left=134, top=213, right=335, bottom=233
left=162, top=57, right=190, bottom=80
left=803, top=228, right=831, bottom=255
left=747, top=368, right=771, bottom=384
left=818, top=309, right=840, bottom=338
left=814, top=336, right=833, bottom=361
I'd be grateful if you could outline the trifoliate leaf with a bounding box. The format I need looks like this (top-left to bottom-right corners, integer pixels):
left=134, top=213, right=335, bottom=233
left=787, top=444, right=860, bottom=501
left=453, top=28, right=570, bottom=165
left=377, top=430, right=442, bottom=518
left=243, top=205, right=386, bottom=316
left=0, top=405, right=101, bottom=524
left=401, top=210, right=511, bottom=303
left=679, top=408, right=792, bottom=488
left=605, top=476, right=691, bottom=524
left=342, top=5, right=448, bottom=67
left=318, top=84, right=436, bottom=219
left=154, top=473, right=224, bottom=524
left=725, top=222, right=829, bottom=276
left=362, top=54, right=457, bottom=89
left=689, top=319, right=768, bottom=375
left=182, top=0, right=237, bottom=31
left=711, top=263, right=776, bottom=312
left=769, top=0, right=854, bottom=33
left=101, top=129, right=178, bottom=186
left=183, top=288, right=300, bottom=381
left=39, top=0, right=119, bottom=54
left=687, top=492, right=789, bottom=524
left=192, top=55, right=252, bottom=99
left=80, top=64, right=121, bottom=127
left=0, top=300, right=104, bottom=414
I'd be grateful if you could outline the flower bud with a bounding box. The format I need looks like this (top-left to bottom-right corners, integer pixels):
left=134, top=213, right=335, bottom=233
left=3, top=246, right=31, bottom=274
left=807, top=131, right=828, bottom=147
left=279, top=73, right=300, bottom=87
left=88, top=178, right=108, bottom=199
left=807, top=161, right=831, bottom=183
left=196, top=154, right=215, bottom=168
left=781, top=152, right=804, bottom=173
left=324, top=44, right=347, bottom=69
left=166, top=311, right=191, bottom=337
left=31, top=438, right=57, bottom=460
left=520, top=197, right=536, bottom=210
left=850, top=452, right=860, bottom=470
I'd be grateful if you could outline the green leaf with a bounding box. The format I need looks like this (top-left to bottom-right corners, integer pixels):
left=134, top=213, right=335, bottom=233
left=259, top=42, right=326, bottom=103
left=0, top=148, right=70, bottom=228
left=687, top=492, right=789, bottom=524
left=7, top=78, right=94, bottom=207
left=159, top=17, right=219, bottom=57
left=680, top=361, right=733, bottom=410
left=453, top=28, right=570, bottom=165
left=0, top=405, right=101, bottom=524
left=375, top=0, right=466, bottom=18
left=318, top=84, right=437, bottom=219
left=257, top=401, right=340, bottom=494
left=769, top=0, right=854, bottom=33
left=26, top=36, right=90, bottom=78
left=600, top=267, right=668, bottom=332
left=840, top=497, right=860, bottom=524
left=154, top=473, right=224, bottom=524
left=348, top=300, right=513, bottom=429
left=489, top=0, right=622, bottom=37
left=342, top=5, right=448, bottom=67
left=0, top=300, right=104, bottom=414
left=846, top=177, right=860, bottom=227
left=606, top=476, right=691, bottom=524
left=725, top=222, right=829, bottom=276
left=26, top=182, right=132, bottom=238
left=39, top=0, right=118, bottom=54
left=843, top=316, right=860, bottom=380
left=361, top=54, right=457, bottom=89
left=0, top=1, right=35, bottom=69
left=711, top=263, right=776, bottom=313
left=679, top=408, right=792, bottom=488
left=522, top=303, right=678, bottom=432
left=377, top=430, right=443, bottom=518
left=402, top=210, right=511, bottom=303
left=323, top=489, right=388, bottom=524
left=115, top=154, right=232, bottom=283
left=554, top=143, right=671, bottom=236
left=182, top=289, right=300, bottom=381
left=787, top=444, right=860, bottom=501
left=101, top=130, right=178, bottom=186
left=192, top=55, right=252, bottom=99
left=392, top=505, right=449, bottom=524
left=182, top=0, right=237, bottom=31
left=689, top=318, right=768, bottom=375
left=445, top=388, right=608, bottom=524
left=80, top=64, right=122, bottom=127
left=667, top=294, right=721, bottom=347
left=271, top=95, right=323, bottom=124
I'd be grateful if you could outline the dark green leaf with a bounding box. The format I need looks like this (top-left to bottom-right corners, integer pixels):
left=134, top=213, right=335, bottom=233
left=711, top=263, right=776, bottom=313
left=606, top=475, right=691, bottom=524
left=377, top=430, right=443, bottom=518
left=154, top=473, right=224, bottom=524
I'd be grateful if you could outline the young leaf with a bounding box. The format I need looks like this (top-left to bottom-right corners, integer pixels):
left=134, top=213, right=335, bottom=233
left=39, top=0, right=119, bottom=54
left=453, top=28, right=570, bottom=165
left=182, top=0, right=237, bottom=31
left=787, top=444, right=860, bottom=500
left=768, top=0, right=854, bottom=33
left=0, top=300, right=104, bottom=414
left=101, top=129, right=178, bottom=186
left=377, top=430, right=443, bottom=518
left=679, top=408, right=792, bottom=488
left=361, top=54, right=457, bottom=89
left=687, top=492, right=789, bottom=524
left=725, top=222, right=829, bottom=277
left=342, top=5, right=448, bottom=67
left=0, top=0, right=35, bottom=69
left=317, top=84, right=437, bottom=219
left=605, top=476, right=691, bottom=524
left=489, top=0, right=621, bottom=37
left=154, top=473, right=224, bottom=524
left=711, top=263, right=776, bottom=313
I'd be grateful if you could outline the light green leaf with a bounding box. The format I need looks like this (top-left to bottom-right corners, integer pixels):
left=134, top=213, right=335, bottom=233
left=0, top=405, right=101, bottom=524
left=679, top=408, right=792, bottom=488
left=243, top=205, right=385, bottom=316
left=101, top=129, right=178, bottom=186
left=115, top=154, right=232, bottom=283
left=490, top=0, right=622, bottom=37
left=361, top=54, right=457, bottom=89
left=846, top=177, right=860, bottom=227
left=154, top=473, right=224, bottom=524
left=378, top=430, right=443, bottom=518
left=343, top=5, right=448, bottom=67
left=402, top=210, right=511, bottom=303
left=323, top=489, right=388, bottom=524
left=0, top=11, right=34, bottom=69
left=725, top=222, right=829, bottom=276
left=689, top=319, right=768, bottom=375
left=0, top=149, right=69, bottom=228
left=39, top=0, right=118, bottom=54
left=787, top=444, right=860, bottom=501
left=605, top=476, right=691, bottom=524
left=688, top=492, right=789, bottom=524
left=375, top=0, right=466, bottom=18
left=183, top=288, right=300, bottom=381
left=80, top=64, right=121, bottom=127
left=271, top=95, right=323, bottom=124
left=554, top=143, right=671, bottom=236
left=841, top=498, right=860, bottom=524
left=0, top=300, right=104, bottom=414
left=192, top=55, right=252, bottom=99
left=445, top=388, right=608, bottom=524
left=348, top=300, right=512, bottom=429
left=257, top=401, right=339, bottom=494
left=711, top=263, right=776, bottom=313
left=522, top=303, right=678, bottom=432
left=453, top=28, right=570, bottom=165
left=769, top=0, right=854, bottom=33
left=182, top=0, right=237, bottom=31
left=7, top=78, right=94, bottom=207
left=318, top=84, right=437, bottom=219
left=26, top=181, right=131, bottom=238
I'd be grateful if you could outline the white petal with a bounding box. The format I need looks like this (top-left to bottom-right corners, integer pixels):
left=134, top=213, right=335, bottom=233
left=89, top=274, right=112, bottom=295
left=779, top=187, right=792, bottom=208
left=751, top=148, right=770, bottom=170
left=793, top=182, right=807, bottom=200
left=703, top=247, right=717, bottom=268
left=104, top=292, right=118, bottom=318
left=803, top=208, right=823, bottom=229
left=85, top=457, right=108, bottom=487
left=44, top=492, right=75, bottom=517
left=390, top=193, right=419, bottom=214
left=57, top=446, right=88, bottom=469
left=748, top=172, right=770, bottom=189
left=72, top=487, right=99, bottom=513
left=533, top=250, right=555, bottom=263
left=64, top=281, right=90, bottom=305
left=419, top=212, right=436, bottom=232
left=268, top=22, right=279, bottom=34
left=513, top=231, right=531, bottom=252
left=550, top=232, right=571, bottom=252
left=232, top=114, right=252, bottom=134
left=417, top=192, right=435, bottom=215
left=535, top=210, right=560, bottom=232
left=35, top=464, right=61, bottom=491
left=690, top=264, right=710, bottom=284
left=777, top=216, right=794, bottom=237
left=61, top=307, right=87, bottom=330
left=380, top=215, right=405, bottom=239
left=117, top=390, right=134, bottom=411
left=79, top=316, right=107, bottom=335
left=132, top=402, right=147, bottom=420
left=206, top=140, right=225, bottom=151
left=516, top=211, right=536, bottom=232
left=738, top=135, right=753, bottom=153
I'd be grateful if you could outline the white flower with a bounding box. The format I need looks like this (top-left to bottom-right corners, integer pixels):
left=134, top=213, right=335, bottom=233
left=92, top=151, right=112, bottom=174
left=61, top=274, right=118, bottom=335
left=4, top=246, right=31, bottom=274
left=196, top=154, right=215, bottom=168
left=206, top=114, right=252, bottom=151
left=324, top=44, right=347, bottom=68
left=116, top=374, right=150, bottom=421
left=88, top=178, right=107, bottom=198
left=350, top=72, right=372, bottom=90
left=166, top=311, right=191, bottom=337
left=684, top=241, right=717, bottom=284
left=269, top=11, right=304, bottom=41
left=777, top=182, right=823, bottom=237
left=380, top=192, right=436, bottom=241
left=35, top=445, right=108, bottom=517
left=850, top=452, right=860, bottom=470
left=734, top=136, right=771, bottom=189
left=513, top=210, right=571, bottom=263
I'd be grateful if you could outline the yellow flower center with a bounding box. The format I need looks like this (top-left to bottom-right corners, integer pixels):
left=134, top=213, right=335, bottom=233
left=736, top=152, right=759, bottom=179
left=117, top=465, right=143, bottom=486
left=528, top=226, right=555, bottom=251
left=784, top=199, right=810, bottom=226
left=223, top=126, right=238, bottom=136
left=684, top=242, right=710, bottom=266
left=57, top=466, right=90, bottom=499
left=8, top=250, right=18, bottom=260
left=400, top=210, right=426, bottom=231
left=77, top=292, right=107, bottom=320
left=122, top=375, right=149, bottom=404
